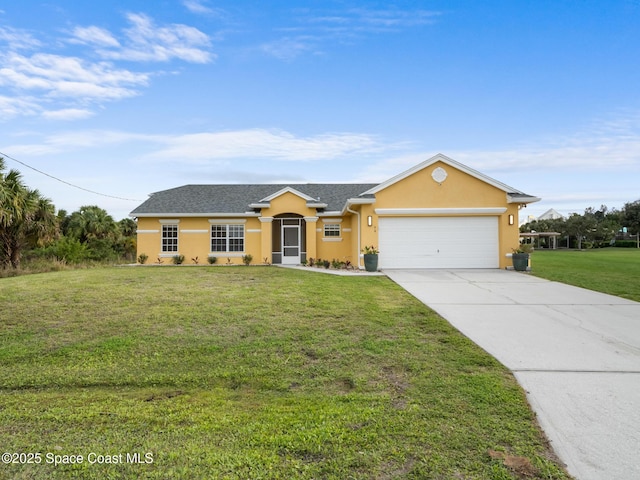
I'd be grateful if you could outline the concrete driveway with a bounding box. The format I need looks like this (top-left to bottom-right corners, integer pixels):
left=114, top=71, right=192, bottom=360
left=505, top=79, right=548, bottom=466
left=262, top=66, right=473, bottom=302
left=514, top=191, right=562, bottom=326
left=384, top=269, right=640, bottom=480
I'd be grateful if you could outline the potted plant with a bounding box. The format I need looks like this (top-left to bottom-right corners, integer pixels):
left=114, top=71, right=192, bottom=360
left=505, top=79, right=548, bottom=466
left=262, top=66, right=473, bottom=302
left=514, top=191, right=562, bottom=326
left=512, top=243, right=533, bottom=271
left=362, top=245, right=379, bottom=272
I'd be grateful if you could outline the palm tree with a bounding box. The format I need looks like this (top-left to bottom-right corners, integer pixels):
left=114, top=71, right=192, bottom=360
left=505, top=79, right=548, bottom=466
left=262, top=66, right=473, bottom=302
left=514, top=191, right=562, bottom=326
left=66, top=205, right=117, bottom=242
left=0, top=159, right=59, bottom=268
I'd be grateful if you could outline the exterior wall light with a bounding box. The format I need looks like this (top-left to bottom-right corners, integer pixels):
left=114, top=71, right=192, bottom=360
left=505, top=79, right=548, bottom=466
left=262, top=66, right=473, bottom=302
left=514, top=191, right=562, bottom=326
left=367, top=215, right=373, bottom=227
left=508, top=214, right=514, bottom=225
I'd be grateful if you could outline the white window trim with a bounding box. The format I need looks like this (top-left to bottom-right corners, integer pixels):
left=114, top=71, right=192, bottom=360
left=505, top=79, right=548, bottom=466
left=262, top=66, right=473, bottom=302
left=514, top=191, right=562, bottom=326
left=161, top=223, right=179, bottom=253
left=323, top=223, right=341, bottom=238
left=210, top=223, right=245, bottom=253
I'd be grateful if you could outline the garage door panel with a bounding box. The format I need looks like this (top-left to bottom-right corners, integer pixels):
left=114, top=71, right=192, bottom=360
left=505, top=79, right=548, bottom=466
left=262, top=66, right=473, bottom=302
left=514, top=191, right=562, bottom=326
left=379, top=217, right=498, bottom=269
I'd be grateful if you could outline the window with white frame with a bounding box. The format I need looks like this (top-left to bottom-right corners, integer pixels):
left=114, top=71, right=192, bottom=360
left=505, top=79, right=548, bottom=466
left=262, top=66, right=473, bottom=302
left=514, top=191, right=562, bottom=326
left=211, top=224, right=245, bottom=252
left=324, top=223, right=341, bottom=237
left=161, top=224, right=178, bottom=252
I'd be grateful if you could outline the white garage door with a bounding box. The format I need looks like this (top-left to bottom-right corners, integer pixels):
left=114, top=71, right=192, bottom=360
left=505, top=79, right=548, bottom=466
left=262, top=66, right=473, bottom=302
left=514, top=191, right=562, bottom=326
left=378, top=216, right=499, bottom=268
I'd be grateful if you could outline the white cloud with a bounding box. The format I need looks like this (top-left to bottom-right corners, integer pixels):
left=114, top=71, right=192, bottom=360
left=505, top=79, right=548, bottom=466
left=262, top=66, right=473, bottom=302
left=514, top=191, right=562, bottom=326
left=348, top=8, right=441, bottom=30
left=182, top=0, right=223, bottom=16
left=0, top=13, right=213, bottom=120
left=450, top=129, right=640, bottom=174
left=260, top=36, right=320, bottom=61
left=262, top=7, right=441, bottom=60
left=42, top=108, right=95, bottom=121
left=0, top=94, right=41, bottom=118
left=99, top=13, right=214, bottom=63
left=143, top=128, right=389, bottom=162
left=70, top=26, right=120, bottom=47
left=4, top=130, right=152, bottom=156
left=0, top=26, right=40, bottom=50
left=0, top=52, right=149, bottom=101
left=5, top=127, right=397, bottom=165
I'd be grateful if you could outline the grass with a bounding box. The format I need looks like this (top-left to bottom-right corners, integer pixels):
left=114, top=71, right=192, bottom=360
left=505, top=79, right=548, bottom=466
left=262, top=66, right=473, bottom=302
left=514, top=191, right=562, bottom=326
left=0, top=266, right=570, bottom=479
left=530, top=248, right=640, bottom=302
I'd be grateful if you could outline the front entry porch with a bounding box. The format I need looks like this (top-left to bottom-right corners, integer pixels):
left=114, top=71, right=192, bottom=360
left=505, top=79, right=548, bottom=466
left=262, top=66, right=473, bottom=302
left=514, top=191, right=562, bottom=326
left=271, top=215, right=306, bottom=265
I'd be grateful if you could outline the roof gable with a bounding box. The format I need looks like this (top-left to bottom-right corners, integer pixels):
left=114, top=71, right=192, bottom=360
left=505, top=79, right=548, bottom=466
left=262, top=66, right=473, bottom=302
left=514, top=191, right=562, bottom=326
left=363, top=153, right=538, bottom=203
left=260, top=186, right=317, bottom=202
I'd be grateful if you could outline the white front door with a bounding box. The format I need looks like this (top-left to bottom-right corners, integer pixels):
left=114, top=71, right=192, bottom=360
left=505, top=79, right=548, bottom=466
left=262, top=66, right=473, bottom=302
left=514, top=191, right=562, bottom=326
left=282, top=224, right=300, bottom=264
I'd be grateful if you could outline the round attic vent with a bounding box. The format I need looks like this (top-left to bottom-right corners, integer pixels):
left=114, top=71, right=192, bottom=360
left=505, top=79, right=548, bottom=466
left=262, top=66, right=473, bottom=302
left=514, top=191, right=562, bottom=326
left=431, top=167, right=448, bottom=184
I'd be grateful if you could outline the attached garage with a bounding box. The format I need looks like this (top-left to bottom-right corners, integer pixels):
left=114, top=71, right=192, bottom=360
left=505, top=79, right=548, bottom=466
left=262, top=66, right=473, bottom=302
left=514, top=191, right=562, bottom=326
left=378, top=216, right=499, bottom=269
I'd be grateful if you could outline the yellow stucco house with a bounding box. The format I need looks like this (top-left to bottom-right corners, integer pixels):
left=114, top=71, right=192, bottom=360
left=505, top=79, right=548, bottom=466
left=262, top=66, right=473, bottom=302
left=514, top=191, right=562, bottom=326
left=130, top=154, right=539, bottom=269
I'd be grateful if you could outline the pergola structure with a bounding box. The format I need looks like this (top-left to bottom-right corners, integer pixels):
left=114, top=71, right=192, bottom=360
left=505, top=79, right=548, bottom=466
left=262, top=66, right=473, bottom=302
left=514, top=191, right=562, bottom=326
left=520, top=232, right=562, bottom=249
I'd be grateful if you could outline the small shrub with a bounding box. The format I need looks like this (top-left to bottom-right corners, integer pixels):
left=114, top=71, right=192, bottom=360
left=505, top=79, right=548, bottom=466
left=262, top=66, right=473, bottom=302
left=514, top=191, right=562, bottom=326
left=301, top=259, right=308, bottom=266
left=191, top=256, right=199, bottom=265
left=615, top=240, right=637, bottom=248
left=242, top=254, right=253, bottom=266
left=323, top=260, right=330, bottom=269
left=137, top=253, right=148, bottom=264
left=308, top=258, right=315, bottom=267
left=331, top=259, right=344, bottom=269
left=156, top=258, right=164, bottom=264
left=46, top=237, right=88, bottom=264
left=172, top=254, right=185, bottom=265
left=208, top=256, right=217, bottom=264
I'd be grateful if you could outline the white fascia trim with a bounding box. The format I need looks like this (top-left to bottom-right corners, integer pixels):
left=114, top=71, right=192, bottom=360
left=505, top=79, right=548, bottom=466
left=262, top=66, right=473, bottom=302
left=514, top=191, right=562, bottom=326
left=362, top=153, right=527, bottom=196
left=317, top=210, right=342, bottom=217
left=136, top=229, right=159, bottom=234
left=347, top=197, right=376, bottom=205
left=507, top=193, right=541, bottom=204
left=375, top=207, right=507, bottom=216
left=209, top=219, right=247, bottom=224
left=248, top=203, right=270, bottom=208
left=306, top=202, right=328, bottom=208
left=180, top=229, right=208, bottom=233
left=341, top=197, right=375, bottom=214
left=138, top=213, right=259, bottom=218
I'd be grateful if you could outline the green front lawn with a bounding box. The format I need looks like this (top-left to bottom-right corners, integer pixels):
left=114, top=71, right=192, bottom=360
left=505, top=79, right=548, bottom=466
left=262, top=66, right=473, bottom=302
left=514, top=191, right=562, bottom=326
left=0, top=267, right=569, bottom=479
left=530, top=248, right=640, bottom=302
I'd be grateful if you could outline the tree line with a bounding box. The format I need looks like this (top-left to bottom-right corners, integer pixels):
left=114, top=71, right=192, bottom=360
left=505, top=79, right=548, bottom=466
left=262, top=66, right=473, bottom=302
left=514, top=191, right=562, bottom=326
left=0, top=158, right=136, bottom=270
left=520, top=202, right=640, bottom=249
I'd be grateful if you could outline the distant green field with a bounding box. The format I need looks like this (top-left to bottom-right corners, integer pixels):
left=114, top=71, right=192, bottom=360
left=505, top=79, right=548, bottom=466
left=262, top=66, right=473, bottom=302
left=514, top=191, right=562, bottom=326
left=0, top=267, right=570, bottom=479
left=531, top=248, right=640, bottom=302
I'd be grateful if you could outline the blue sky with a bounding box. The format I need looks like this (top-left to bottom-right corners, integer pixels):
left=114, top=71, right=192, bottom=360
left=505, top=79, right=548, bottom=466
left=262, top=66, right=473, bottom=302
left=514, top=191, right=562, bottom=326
left=1, top=1, right=639, bottom=221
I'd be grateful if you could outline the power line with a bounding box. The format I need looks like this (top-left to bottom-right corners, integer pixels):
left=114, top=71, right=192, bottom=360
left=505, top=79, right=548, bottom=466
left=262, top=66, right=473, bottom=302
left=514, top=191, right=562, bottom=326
left=0, top=150, right=143, bottom=202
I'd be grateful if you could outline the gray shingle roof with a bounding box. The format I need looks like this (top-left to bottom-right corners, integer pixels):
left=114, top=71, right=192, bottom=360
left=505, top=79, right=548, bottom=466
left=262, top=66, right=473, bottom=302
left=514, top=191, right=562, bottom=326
left=130, top=184, right=377, bottom=216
